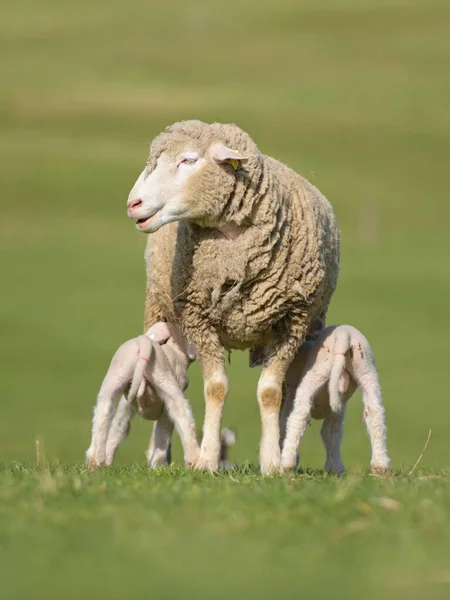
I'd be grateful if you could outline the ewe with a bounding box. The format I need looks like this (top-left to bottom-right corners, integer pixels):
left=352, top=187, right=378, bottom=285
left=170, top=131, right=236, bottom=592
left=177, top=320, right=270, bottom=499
left=279, top=325, right=391, bottom=475
left=127, top=120, right=340, bottom=474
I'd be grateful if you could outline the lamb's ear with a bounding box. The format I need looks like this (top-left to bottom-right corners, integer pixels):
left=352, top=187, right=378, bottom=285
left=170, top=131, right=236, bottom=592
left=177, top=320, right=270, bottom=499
left=184, top=342, right=197, bottom=362
left=211, top=143, right=248, bottom=170
left=145, top=322, right=172, bottom=344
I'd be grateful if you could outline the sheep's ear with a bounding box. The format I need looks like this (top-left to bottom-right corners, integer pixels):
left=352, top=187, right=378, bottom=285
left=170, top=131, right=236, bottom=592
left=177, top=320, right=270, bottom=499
left=146, top=322, right=172, bottom=344
left=211, top=143, right=248, bottom=170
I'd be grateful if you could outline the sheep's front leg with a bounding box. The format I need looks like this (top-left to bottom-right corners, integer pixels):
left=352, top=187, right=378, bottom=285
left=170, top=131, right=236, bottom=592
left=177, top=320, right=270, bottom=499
left=257, top=355, right=289, bottom=475
left=146, top=409, right=174, bottom=468
left=196, top=354, right=228, bottom=472
left=258, top=317, right=310, bottom=474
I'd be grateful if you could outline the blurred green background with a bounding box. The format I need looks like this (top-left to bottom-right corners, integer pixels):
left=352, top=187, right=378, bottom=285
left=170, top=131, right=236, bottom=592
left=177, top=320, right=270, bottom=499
left=2, top=0, right=448, bottom=469
left=1, top=1, right=450, bottom=599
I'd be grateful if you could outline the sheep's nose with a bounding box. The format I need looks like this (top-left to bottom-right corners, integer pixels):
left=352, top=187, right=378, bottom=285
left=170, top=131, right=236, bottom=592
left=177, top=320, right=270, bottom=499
left=127, top=198, right=143, bottom=216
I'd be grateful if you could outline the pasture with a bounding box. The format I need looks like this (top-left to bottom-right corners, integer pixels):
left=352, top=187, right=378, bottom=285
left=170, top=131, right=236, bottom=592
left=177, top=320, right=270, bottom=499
left=1, top=0, right=449, bottom=598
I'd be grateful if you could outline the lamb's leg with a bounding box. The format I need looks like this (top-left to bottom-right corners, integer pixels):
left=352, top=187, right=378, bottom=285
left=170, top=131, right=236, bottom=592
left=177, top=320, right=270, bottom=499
left=280, top=365, right=329, bottom=472
left=279, top=383, right=299, bottom=469
left=146, top=409, right=174, bottom=467
left=360, top=376, right=391, bottom=474
left=321, top=406, right=346, bottom=475
left=279, top=384, right=293, bottom=448
left=105, top=396, right=135, bottom=465
left=86, top=375, right=128, bottom=470
left=151, top=378, right=200, bottom=467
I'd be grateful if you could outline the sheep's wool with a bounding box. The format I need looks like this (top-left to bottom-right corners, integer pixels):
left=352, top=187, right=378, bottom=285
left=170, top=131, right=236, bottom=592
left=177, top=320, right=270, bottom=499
left=144, top=120, right=340, bottom=358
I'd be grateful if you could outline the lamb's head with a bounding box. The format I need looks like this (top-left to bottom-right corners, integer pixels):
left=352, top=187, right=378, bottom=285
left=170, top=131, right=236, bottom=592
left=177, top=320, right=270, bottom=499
left=127, top=120, right=262, bottom=232
left=146, top=321, right=196, bottom=362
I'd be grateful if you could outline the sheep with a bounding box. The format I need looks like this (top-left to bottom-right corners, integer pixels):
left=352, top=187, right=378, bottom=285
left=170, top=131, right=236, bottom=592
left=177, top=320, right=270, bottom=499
left=126, top=120, right=340, bottom=474
left=86, top=322, right=200, bottom=470
left=279, top=325, right=391, bottom=475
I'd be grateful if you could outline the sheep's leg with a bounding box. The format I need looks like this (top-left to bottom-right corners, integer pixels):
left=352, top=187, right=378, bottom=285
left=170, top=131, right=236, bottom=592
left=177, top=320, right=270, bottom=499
left=321, top=406, right=346, bottom=475
left=86, top=375, right=128, bottom=470
left=360, top=376, right=391, bottom=474
left=105, top=396, right=135, bottom=465
left=257, top=355, right=289, bottom=475
left=196, top=355, right=228, bottom=472
left=146, top=410, right=174, bottom=468
left=280, top=366, right=329, bottom=472
left=150, top=379, right=200, bottom=467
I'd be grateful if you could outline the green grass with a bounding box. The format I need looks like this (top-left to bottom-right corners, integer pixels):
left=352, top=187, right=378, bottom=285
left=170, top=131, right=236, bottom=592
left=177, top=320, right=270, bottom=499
left=2, top=464, right=450, bottom=600
left=1, top=0, right=449, bottom=597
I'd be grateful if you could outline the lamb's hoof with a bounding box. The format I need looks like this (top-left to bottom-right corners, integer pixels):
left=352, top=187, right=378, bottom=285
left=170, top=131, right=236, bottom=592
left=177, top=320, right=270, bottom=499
left=185, top=451, right=201, bottom=469
left=325, top=463, right=345, bottom=476
left=88, top=459, right=105, bottom=472
left=371, top=465, right=391, bottom=477
left=280, top=457, right=297, bottom=474
left=195, top=456, right=219, bottom=473
left=260, top=462, right=282, bottom=476
left=147, top=454, right=170, bottom=469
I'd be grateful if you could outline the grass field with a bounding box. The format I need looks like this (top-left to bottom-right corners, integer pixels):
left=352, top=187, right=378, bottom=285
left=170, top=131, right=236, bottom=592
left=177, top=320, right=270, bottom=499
left=1, top=0, right=449, bottom=598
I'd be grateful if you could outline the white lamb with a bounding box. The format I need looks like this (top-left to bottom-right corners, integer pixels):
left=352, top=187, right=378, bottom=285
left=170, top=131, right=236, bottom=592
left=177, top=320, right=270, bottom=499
left=280, top=325, right=391, bottom=475
left=86, top=322, right=200, bottom=470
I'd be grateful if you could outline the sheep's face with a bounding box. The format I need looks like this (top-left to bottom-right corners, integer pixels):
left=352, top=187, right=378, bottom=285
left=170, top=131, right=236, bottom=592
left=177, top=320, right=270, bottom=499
left=127, top=143, right=248, bottom=233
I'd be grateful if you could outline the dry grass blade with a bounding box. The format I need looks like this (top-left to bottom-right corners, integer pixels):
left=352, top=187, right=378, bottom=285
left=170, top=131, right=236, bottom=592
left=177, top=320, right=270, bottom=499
left=408, top=429, right=432, bottom=476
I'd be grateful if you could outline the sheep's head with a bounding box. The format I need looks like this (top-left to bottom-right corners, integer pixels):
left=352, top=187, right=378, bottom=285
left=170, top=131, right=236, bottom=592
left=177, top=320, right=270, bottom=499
left=127, top=121, right=261, bottom=232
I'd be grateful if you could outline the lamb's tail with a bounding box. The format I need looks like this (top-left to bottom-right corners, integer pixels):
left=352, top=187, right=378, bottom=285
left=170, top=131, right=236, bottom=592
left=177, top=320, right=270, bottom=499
left=329, top=329, right=352, bottom=413
left=128, top=336, right=153, bottom=403
left=219, top=428, right=237, bottom=470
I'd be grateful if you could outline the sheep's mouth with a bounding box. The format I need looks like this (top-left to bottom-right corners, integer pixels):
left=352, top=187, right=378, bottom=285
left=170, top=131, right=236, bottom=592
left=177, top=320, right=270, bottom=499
left=136, top=213, right=158, bottom=230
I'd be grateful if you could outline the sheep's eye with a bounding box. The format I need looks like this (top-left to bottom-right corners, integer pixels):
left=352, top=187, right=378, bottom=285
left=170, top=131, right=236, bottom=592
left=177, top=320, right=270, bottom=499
left=178, top=157, right=198, bottom=167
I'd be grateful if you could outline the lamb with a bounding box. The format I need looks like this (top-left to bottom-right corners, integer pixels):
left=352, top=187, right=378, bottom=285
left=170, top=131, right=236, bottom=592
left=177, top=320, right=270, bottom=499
left=126, top=120, right=340, bottom=474
left=279, top=325, right=391, bottom=475
left=86, top=322, right=200, bottom=470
